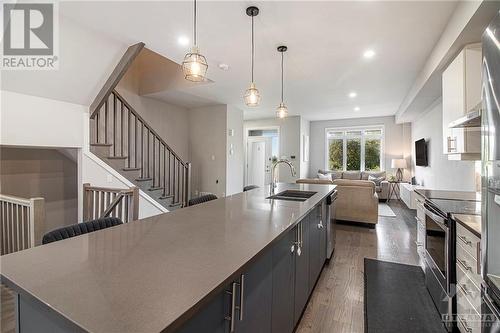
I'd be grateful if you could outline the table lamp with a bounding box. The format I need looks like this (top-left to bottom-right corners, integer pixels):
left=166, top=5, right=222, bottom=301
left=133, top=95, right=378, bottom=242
left=391, top=158, right=407, bottom=182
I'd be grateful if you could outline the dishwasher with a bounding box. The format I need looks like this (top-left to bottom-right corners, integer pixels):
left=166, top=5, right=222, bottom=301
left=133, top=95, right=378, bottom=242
left=325, top=190, right=337, bottom=259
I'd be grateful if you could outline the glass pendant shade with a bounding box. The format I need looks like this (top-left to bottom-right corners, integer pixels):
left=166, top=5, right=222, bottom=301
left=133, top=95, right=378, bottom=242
left=182, top=46, right=208, bottom=82
left=276, top=102, right=288, bottom=118
left=244, top=82, right=261, bottom=107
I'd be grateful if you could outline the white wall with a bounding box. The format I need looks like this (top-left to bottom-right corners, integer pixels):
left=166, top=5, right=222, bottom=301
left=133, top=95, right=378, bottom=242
left=309, top=116, right=412, bottom=179
left=226, top=106, right=244, bottom=196
left=244, top=116, right=301, bottom=183
left=1, top=91, right=86, bottom=148
left=188, top=105, right=227, bottom=198
left=411, top=99, right=476, bottom=191
left=300, top=118, right=310, bottom=179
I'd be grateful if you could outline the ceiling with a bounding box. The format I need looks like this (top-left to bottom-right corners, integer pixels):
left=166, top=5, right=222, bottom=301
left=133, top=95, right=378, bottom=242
left=60, top=1, right=458, bottom=121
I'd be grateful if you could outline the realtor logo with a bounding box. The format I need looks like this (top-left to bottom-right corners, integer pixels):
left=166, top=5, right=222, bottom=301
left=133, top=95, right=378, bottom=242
left=1, top=2, right=58, bottom=69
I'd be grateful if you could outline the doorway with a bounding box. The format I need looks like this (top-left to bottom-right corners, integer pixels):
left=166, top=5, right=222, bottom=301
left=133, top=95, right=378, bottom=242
left=245, top=127, right=279, bottom=187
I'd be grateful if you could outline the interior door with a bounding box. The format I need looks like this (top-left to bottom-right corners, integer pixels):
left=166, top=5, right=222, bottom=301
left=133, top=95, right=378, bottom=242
left=247, top=137, right=272, bottom=187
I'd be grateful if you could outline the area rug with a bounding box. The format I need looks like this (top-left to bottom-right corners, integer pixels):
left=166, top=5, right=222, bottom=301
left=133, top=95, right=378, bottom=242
left=364, top=258, right=446, bottom=333
left=378, top=203, right=396, bottom=217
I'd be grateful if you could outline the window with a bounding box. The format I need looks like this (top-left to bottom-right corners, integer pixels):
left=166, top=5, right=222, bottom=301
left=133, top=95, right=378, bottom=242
left=326, top=127, right=384, bottom=171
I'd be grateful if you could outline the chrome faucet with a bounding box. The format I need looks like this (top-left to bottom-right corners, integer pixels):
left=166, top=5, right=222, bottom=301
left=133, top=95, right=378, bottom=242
left=270, top=159, right=297, bottom=194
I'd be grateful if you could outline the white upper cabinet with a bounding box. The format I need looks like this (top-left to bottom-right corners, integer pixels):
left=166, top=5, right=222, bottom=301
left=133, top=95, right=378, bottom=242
left=442, top=44, right=482, bottom=160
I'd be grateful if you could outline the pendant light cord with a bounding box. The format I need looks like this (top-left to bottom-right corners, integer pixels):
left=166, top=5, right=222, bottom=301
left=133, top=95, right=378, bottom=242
left=193, top=0, right=197, bottom=46
left=251, top=15, right=254, bottom=83
left=281, top=51, right=284, bottom=103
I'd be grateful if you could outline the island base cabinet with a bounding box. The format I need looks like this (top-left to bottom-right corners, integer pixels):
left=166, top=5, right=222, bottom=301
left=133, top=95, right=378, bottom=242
left=16, top=293, right=86, bottom=333
left=309, top=205, right=326, bottom=293
left=178, top=249, right=273, bottom=333
left=271, top=227, right=296, bottom=333
left=234, top=250, right=273, bottom=333
left=294, top=220, right=310, bottom=326
left=175, top=288, right=229, bottom=333
left=177, top=202, right=329, bottom=333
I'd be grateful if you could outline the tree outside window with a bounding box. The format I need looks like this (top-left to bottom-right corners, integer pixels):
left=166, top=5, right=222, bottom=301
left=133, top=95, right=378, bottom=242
left=326, top=127, right=383, bottom=171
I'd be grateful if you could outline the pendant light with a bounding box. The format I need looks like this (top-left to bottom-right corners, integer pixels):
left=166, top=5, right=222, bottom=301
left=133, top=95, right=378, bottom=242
left=244, top=6, right=261, bottom=107
left=182, top=0, right=208, bottom=82
left=276, top=46, right=289, bottom=118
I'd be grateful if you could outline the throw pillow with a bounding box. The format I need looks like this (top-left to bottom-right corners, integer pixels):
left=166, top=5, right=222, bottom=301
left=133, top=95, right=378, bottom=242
left=318, top=173, right=331, bottom=180
left=331, top=171, right=343, bottom=180
left=368, top=175, right=385, bottom=186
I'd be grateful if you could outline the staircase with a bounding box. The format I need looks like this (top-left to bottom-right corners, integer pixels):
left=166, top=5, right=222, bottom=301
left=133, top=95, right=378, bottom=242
left=89, top=89, right=191, bottom=210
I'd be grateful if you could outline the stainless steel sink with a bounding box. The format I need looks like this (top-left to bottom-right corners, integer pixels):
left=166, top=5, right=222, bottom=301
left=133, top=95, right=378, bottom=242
left=266, top=190, right=317, bottom=202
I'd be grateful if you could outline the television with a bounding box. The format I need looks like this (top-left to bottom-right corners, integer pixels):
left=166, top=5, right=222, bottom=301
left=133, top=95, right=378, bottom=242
left=415, top=139, right=428, bottom=166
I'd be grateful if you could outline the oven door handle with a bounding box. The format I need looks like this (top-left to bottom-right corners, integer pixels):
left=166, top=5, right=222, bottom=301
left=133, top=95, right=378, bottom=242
left=424, top=206, right=446, bottom=225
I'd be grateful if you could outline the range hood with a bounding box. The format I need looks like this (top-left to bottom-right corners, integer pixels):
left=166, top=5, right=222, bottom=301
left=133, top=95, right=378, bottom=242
left=449, top=103, right=482, bottom=128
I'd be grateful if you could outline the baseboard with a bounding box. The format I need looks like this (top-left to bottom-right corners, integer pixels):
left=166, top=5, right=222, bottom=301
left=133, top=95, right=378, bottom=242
left=336, top=219, right=376, bottom=229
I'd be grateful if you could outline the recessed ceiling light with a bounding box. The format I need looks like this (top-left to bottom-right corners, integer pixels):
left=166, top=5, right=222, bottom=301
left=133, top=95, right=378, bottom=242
left=218, top=63, right=230, bottom=71
left=354, top=106, right=361, bottom=111
left=178, top=36, right=189, bottom=46
left=349, top=92, right=357, bottom=98
left=363, top=49, right=376, bottom=59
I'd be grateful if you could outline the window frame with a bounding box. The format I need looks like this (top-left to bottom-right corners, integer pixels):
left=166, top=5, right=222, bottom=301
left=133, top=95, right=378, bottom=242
left=324, top=125, right=385, bottom=172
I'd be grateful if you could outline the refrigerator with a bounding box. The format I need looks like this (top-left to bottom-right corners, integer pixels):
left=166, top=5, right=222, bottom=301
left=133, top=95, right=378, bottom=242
left=481, top=10, right=500, bottom=333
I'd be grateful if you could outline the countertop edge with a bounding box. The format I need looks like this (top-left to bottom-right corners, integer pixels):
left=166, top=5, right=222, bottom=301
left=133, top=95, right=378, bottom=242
left=453, top=214, right=481, bottom=238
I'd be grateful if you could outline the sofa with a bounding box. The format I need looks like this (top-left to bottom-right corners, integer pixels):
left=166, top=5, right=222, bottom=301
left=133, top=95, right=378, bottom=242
left=314, top=170, right=389, bottom=201
left=296, top=178, right=379, bottom=226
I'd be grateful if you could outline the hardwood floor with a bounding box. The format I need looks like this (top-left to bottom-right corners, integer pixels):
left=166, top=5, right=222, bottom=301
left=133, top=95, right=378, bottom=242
left=0, top=201, right=419, bottom=333
left=296, top=201, right=421, bottom=333
left=1, top=283, right=15, bottom=333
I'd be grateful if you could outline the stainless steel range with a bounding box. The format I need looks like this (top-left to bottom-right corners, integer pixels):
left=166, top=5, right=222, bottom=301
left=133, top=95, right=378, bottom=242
left=416, top=189, right=481, bottom=332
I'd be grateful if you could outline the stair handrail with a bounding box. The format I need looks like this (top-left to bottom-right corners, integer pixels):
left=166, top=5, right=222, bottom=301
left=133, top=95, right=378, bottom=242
left=89, top=42, right=145, bottom=119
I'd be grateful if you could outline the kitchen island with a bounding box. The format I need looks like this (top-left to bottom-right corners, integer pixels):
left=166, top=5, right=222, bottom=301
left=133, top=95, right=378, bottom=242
left=0, top=183, right=336, bottom=333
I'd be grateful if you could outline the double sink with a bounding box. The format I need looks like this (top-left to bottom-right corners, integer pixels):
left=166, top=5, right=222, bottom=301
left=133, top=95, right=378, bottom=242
left=266, top=190, right=317, bottom=202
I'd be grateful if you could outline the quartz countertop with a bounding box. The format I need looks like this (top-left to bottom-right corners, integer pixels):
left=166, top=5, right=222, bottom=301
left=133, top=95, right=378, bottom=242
left=414, top=189, right=480, bottom=202
left=453, top=214, right=481, bottom=238
left=0, top=183, right=336, bottom=333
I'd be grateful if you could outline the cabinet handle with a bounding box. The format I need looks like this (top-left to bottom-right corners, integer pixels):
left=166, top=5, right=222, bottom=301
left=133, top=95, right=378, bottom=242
left=458, top=234, right=472, bottom=246
left=294, top=225, right=301, bottom=256
left=457, top=258, right=472, bottom=272
left=290, top=244, right=295, bottom=253
left=238, top=275, right=245, bottom=321
left=225, top=282, right=237, bottom=332
left=317, top=220, right=324, bottom=229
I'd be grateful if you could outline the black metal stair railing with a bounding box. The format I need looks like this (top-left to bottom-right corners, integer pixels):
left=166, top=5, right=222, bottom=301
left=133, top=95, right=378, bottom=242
left=89, top=90, right=191, bottom=208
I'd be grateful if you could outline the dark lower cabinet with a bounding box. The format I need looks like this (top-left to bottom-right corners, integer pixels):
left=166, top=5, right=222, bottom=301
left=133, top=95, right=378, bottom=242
left=271, top=228, right=296, bottom=333
left=234, top=249, right=273, bottom=333
left=176, top=200, right=329, bottom=333
left=176, top=288, right=229, bottom=333
left=294, top=218, right=310, bottom=326
left=309, top=204, right=326, bottom=292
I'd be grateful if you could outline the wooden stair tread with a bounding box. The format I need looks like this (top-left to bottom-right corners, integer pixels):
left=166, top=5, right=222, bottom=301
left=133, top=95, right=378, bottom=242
left=136, top=177, right=153, bottom=182
left=169, top=202, right=182, bottom=207
left=108, top=156, right=128, bottom=160
left=148, top=187, right=164, bottom=191
left=90, top=143, right=113, bottom=147
left=122, top=167, right=141, bottom=171
left=159, top=195, right=174, bottom=199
